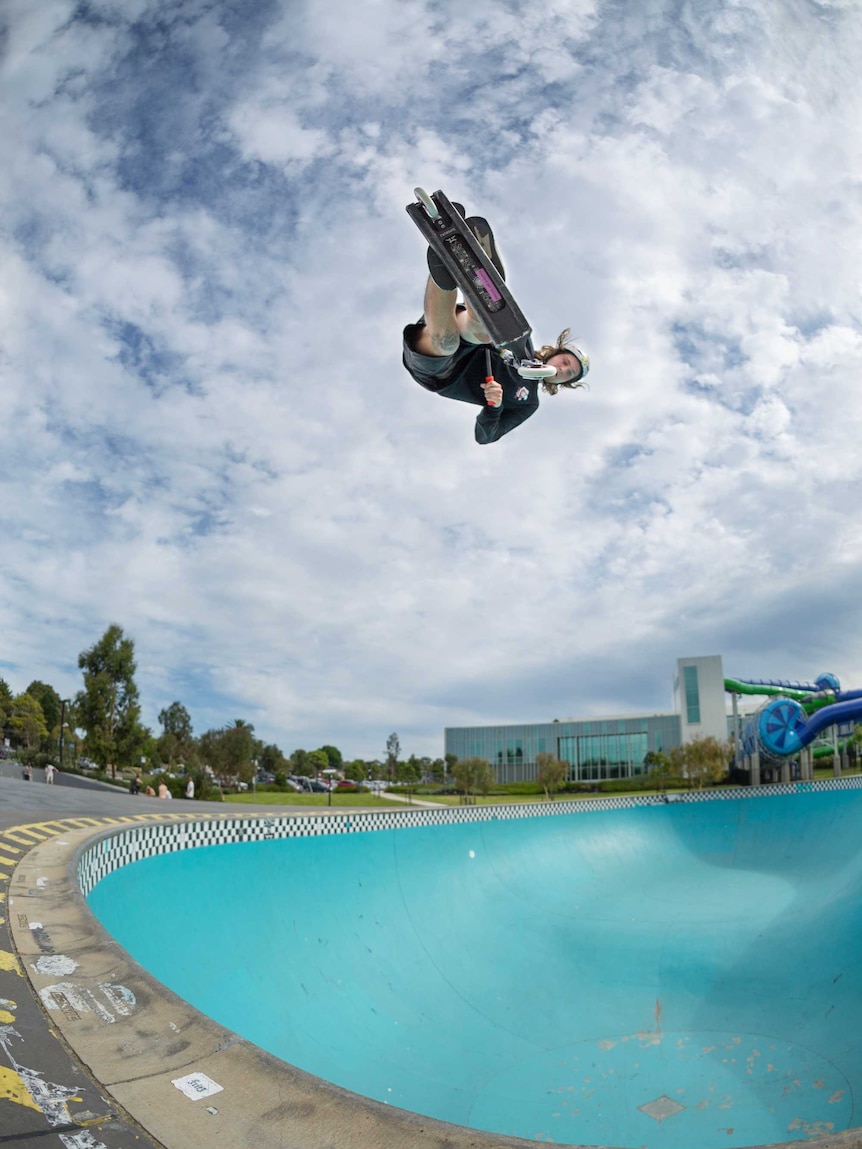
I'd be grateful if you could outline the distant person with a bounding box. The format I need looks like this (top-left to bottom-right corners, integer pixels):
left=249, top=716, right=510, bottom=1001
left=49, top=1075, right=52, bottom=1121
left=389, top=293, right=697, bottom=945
left=44, top=763, right=55, bottom=784
left=145, top=784, right=155, bottom=797
left=185, top=777, right=195, bottom=799
left=23, top=763, right=32, bottom=781
left=129, top=775, right=141, bottom=795
left=157, top=780, right=169, bottom=799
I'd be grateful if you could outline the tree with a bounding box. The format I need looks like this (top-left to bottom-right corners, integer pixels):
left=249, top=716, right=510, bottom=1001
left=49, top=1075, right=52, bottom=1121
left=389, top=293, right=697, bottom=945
left=76, top=624, right=147, bottom=777
left=670, top=736, right=730, bottom=790
left=307, top=748, right=329, bottom=776
left=385, top=732, right=401, bottom=780
left=536, top=751, right=568, bottom=801
left=444, top=752, right=458, bottom=784
left=220, top=722, right=255, bottom=784
left=26, top=681, right=62, bottom=749
left=429, top=757, right=446, bottom=784
left=344, top=758, right=369, bottom=782
left=158, top=701, right=194, bottom=767
left=0, top=677, right=12, bottom=739
left=291, top=748, right=311, bottom=776
left=198, top=728, right=225, bottom=776
left=8, top=693, right=48, bottom=750
left=397, top=754, right=423, bottom=798
left=644, top=750, right=679, bottom=791
left=259, top=743, right=287, bottom=775
left=452, top=757, right=495, bottom=803
left=319, top=745, right=343, bottom=771
left=398, top=754, right=422, bottom=784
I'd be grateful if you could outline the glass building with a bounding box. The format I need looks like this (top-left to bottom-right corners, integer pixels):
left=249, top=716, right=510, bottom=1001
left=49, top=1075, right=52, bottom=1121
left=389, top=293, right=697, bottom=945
left=445, top=713, right=682, bottom=784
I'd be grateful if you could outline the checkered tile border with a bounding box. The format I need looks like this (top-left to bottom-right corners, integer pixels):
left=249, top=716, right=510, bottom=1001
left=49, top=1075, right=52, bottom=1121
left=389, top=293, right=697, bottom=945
left=76, top=776, right=862, bottom=897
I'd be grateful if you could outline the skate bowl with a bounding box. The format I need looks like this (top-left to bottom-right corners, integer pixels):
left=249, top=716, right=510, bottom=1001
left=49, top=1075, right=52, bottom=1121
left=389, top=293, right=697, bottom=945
left=73, top=787, right=862, bottom=1149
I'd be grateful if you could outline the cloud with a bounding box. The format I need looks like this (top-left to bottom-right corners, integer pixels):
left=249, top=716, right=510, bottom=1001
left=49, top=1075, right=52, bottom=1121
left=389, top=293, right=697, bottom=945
left=2, top=0, right=862, bottom=758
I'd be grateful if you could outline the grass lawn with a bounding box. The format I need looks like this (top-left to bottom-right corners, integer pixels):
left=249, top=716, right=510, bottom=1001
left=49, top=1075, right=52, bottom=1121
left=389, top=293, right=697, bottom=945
left=423, top=789, right=698, bottom=806
left=222, top=771, right=862, bottom=810
left=223, top=791, right=397, bottom=807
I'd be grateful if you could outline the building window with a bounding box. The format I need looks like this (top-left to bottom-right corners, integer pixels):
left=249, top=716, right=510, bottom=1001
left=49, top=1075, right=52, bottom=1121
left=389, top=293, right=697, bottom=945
left=558, top=733, right=647, bottom=781
left=684, top=665, right=701, bottom=725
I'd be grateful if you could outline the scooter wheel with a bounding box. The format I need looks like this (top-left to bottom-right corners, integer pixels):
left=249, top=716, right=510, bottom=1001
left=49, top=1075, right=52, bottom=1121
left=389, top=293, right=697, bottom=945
left=414, top=187, right=440, bottom=220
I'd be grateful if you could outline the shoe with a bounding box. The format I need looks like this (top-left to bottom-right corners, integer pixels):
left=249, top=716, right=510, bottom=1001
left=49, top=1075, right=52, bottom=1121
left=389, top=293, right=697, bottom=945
left=466, top=216, right=505, bottom=280
left=426, top=201, right=465, bottom=291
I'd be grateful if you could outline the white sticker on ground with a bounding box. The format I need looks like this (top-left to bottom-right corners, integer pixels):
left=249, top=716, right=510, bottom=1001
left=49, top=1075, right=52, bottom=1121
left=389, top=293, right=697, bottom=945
left=39, top=983, right=136, bottom=1024
left=32, top=955, right=79, bottom=976
left=98, top=982, right=136, bottom=1017
left=59, top=1132, right=108, bottom=1149
left=36, top=877, right=48, bottom=888
left=172, top=1071, right=224, bottom=1100
left=28, top=922, right=43, bottom=930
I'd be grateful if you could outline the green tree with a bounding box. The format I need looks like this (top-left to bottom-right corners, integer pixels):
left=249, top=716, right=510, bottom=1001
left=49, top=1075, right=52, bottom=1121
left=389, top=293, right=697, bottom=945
left=8, top=693, right=48, bottom=750
left=158, top=701, right=194, bottom=767
left=536, top=751, right=568, bottom=801
left=26, top=681, right=62, bottom=750
left=670, top=736, right=730, bottom=790
left=444, top=752, right=458, bottom=784
left=259, top=743, right=287, bottom=775
left=385, top=732, right=400, bottom=780
left=0, top=677, right=12, bottom=739
left=319, top=744, right=343, bottom=771
left=198, top=728, right=225, bottom=777
left=76, top=624, right=148, bottom=778
left=291, top=748, right=311, bottom=776
left=221, top=722, right=255, bottom=784
left=307, top=748, right=329, bottom=776
left=344, top=758, right=369, bottom=782
left=453, top=757, right=495, bottom=803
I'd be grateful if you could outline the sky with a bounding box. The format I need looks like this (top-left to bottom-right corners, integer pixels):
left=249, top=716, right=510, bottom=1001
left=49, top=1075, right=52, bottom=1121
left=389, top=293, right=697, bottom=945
left=2, top=0, right=862, bottom=760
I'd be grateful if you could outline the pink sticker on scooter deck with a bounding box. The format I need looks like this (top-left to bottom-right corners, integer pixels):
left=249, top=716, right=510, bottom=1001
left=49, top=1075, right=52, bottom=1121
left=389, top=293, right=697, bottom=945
left=474, top=268, right=502, bottom=302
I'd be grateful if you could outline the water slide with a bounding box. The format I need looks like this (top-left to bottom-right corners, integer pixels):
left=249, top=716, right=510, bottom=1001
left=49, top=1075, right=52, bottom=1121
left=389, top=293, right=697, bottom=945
left=725, top=674, right=862, bottom=761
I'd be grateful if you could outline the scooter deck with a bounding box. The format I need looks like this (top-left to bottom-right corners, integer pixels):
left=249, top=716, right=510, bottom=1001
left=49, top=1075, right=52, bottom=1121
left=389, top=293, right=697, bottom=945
left=406, top=189, right=532, bottom=354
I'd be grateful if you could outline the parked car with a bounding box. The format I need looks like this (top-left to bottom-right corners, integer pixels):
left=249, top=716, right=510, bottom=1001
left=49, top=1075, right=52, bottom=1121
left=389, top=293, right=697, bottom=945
left=336, top=779, right=358, bottom=790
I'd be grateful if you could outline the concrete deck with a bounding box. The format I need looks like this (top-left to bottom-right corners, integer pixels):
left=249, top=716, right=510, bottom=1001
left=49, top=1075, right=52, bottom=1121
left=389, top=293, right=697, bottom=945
left=2, top=770, right=862, bottom=1149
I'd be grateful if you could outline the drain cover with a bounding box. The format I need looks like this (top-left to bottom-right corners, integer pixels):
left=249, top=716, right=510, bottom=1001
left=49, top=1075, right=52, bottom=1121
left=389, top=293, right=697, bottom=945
left=638, top=1094, right=686, bottom=1122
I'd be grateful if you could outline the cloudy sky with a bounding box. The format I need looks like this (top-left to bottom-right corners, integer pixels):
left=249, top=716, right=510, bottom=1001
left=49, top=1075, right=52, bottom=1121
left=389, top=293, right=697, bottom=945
left=2, top=0, right=861, bottom=759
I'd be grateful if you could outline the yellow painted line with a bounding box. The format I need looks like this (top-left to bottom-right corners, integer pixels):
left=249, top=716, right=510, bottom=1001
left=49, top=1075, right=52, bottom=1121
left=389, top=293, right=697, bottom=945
left=0, top=950, right=21, bottom=976
left=0, top=874, right=9, bottom=882
left=0, top=857, right=18, bottom=870
left=0, top=1066, right=42, bottom=1112
left=0, top=843, right=21, bottom=855
left=4, top=829, right=51, bottom=844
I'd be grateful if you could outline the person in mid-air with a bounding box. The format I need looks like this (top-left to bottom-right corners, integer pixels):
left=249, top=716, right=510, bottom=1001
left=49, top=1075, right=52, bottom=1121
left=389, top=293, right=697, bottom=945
left=402, top=205, right=589, bottom=444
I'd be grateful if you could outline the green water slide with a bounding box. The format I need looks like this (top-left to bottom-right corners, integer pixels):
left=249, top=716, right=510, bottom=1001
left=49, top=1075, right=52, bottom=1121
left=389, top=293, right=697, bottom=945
left=723, top=677, right=832, bottom=714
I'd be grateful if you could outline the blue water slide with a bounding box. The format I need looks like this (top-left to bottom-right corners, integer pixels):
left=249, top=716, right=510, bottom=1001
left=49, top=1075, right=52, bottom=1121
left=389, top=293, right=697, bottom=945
left=757, top=695, right=862, bottom=759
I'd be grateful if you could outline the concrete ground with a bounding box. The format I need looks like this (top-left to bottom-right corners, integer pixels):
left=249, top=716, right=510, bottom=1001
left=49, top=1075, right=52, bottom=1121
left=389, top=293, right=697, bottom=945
left=0, top=765, right=295, bottom=1149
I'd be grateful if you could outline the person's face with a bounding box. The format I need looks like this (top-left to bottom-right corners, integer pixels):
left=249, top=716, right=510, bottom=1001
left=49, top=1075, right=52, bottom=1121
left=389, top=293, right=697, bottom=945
left=547, top=351, right=583, bottom=384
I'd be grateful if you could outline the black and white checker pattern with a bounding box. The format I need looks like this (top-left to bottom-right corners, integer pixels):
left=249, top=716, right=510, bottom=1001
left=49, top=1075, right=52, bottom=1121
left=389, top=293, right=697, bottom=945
left=76, top=776, right=862, bottom=897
